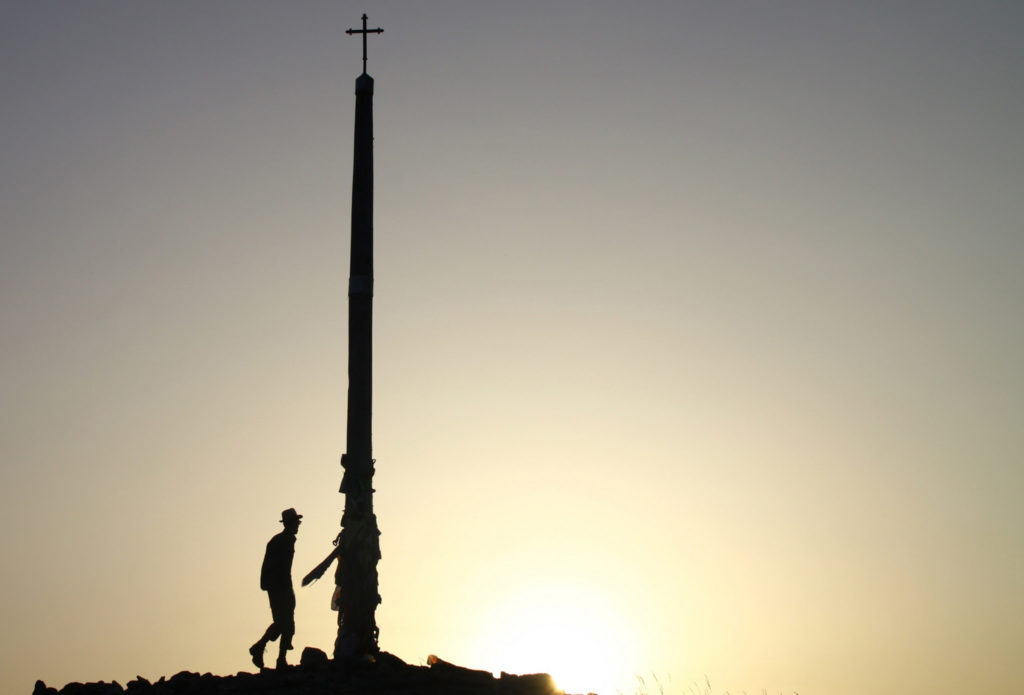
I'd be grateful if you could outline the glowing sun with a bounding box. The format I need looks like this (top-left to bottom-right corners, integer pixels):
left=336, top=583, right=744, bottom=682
left=471, top=581, right=636, bottom=695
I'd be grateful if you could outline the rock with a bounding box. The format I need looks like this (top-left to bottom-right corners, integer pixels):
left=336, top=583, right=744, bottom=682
left=375, top=652, right=408, bottom=669
left=39, top=655, right=562, bottom=695
left=58, top=682, right=123, bottom=695
left=500, top=672, right=558, bottom=695
left=299, top=647, right=329, bottom=670
left=168, top=671, right=219, bottom=695
left=427, top=655, right=495, bottom=686
left=125, top=677, right=150, bottom=693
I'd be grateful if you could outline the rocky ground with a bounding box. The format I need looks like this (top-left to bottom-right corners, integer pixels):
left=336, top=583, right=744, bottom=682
left=32, top=650, right=563, bottom=695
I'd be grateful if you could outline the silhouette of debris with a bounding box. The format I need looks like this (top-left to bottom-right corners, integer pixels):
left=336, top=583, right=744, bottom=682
left=33, top=652, right=564, bottom=695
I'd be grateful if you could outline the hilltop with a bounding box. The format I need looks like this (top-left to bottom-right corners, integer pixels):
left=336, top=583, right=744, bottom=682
left=32, top=650, right=564, bottom=695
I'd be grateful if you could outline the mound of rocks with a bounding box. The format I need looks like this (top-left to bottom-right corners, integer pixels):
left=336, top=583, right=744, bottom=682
left=32, top=650, right=562, bottom=695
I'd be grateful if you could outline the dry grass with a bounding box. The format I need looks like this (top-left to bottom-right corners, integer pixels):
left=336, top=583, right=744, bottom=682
left=620, top=673, right=799, bottom=695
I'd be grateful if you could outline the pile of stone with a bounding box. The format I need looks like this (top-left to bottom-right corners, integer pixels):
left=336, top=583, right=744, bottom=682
left=33, top=650, right=562, bottom=695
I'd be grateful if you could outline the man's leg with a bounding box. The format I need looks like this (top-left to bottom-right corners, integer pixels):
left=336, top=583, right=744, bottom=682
left=269, top=590, right=296, bottom=669
left=276, top=631, right=292, bottom=669
left=251, top=623, right=282, bottom=669
left=251, top=595, right=284, bottom=669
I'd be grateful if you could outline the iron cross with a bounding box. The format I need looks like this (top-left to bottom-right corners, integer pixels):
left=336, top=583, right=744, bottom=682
left=346, top=14, right=383, bottom=74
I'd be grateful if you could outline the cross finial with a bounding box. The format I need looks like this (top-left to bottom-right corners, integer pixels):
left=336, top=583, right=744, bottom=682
left=345, top=13, right=383, bottom=74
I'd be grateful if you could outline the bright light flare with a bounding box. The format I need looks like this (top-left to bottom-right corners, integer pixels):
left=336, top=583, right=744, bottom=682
left=471, top=581, right=637, bottom=695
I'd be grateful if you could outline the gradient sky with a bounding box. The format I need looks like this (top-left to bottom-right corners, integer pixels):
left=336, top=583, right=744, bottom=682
left=2, top=2, right=1022, bottom=694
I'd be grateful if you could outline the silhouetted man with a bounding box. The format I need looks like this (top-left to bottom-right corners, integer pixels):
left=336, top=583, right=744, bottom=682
left=249, top=508, right=302, bottom=670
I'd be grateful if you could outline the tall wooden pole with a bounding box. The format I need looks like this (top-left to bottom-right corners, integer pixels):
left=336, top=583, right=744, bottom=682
left=336, top=14, right=383, bottom=660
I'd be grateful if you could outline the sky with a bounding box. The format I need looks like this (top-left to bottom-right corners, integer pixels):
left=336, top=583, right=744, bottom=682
left=1, top=2, right=1022, bottom=694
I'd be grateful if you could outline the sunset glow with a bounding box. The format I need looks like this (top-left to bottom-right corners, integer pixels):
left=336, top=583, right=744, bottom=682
left=2, top=3, right=1022, bottom=695
left=471, top=582, right=637, bottom=695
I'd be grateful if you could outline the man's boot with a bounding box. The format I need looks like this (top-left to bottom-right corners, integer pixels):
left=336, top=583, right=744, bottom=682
left=249, top=642, right=265, bottom=670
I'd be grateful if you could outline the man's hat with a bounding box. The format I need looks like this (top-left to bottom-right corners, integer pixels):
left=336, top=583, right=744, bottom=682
left=281, top=508, right=303, bottom=524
